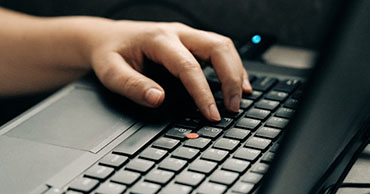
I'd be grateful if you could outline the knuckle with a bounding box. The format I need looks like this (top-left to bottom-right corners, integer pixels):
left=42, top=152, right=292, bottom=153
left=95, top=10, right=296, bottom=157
left=120, top=76, right=145, bottom=93
left=212, top=36, right=234, bottom=51
left=170, top=22, right=188, bottom=29
left=223, top=76, right=242, bottom=86
left=177, top=59, right=200, bottom=77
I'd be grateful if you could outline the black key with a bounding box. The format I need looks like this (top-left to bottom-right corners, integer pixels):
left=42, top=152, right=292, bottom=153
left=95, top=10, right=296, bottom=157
left=245, top=137, right=272, bottom=151
left=252, top=77, right=278, bottom=92
left=233, top=147, right=261, bottom=162
left=84, top=165, right=114, bottom=181
left=172, top=147, right=200, bottom=161
left=231, top=182, right=254, bottom=194
left=275, top=107, right=295, bottom=118
left=292, top=89, right=303, bottom=99
left=224, top=128, right=251, bottom=141
left=270, top=143, right=279, bottom=153
left=184, top=138, right=211, bottom=150
left=251, top=163, right=269, bottom=174
left=213, top=138, right=240, bottom=151
left=243, top=90, right=263, bottom=101
left=274, top=79, right=300, bottom=93
left=213, top=90, right=224, bottom=100
left=256, top=127, right=281, bottom=140
left=221, top=109, right=243, bottom=119
left=68, top=177, right=99, bottom=193
left=209, top=117, right=233, bottom=129
left=99, top=154, right=128, bottom=169
left=240, top=99, right=253, bottom=109
left=246, top=108, right=271, bottom=120
left=112, top=123, right=167, bottom=157
left=176, top=171, right=205, bottom=187
left=125, top=158, right=154, bottom=174
left=159, top=183, right=192, bottom=194
left=159, top=157, right=187, bottom=172
left=197, top=127, right=223, bottom=139
left=261, top=152, right=275, bottom=163
left=266, top=117, right=289, bottom=129
left=265, top=91, right=288, bottom=101
left=139, top=147, right=167, bottom=161
left=210, top=170, right=239, bottom=186
left=165, top=127, right=192, bottom=139
left=130, top=181, right=161, bottom=194
left=188, top=159, right=217, bottom=174
left=236, top=118, right=261, bottom=131
left=222, top=158, right=250, bottom=173
left=196, top=182, right=227, bottom=194
left=242, top=172, right=263, bottom=184
left=110, top=170, right=140, bottom=185
left=95, top=182, right=126, bottom=194
left=175, top=117, right=202, bottom=129
left=284, top=98, right=299, bottom=109
left=145, top=169, right=174, bottom=185
left=248, top=74, right=257, bottom=82
left=255, top=99, right=280, bottom=111
left=152, top=137, right=180, bottom=151
left=201, top=148, right=228, bottom=163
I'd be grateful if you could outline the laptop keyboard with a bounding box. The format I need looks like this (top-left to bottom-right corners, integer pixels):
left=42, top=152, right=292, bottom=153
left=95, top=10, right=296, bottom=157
left=51, top=75, right=302, bottom=194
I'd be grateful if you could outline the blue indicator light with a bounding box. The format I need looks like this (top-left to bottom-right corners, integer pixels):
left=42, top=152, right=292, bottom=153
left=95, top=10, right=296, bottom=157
left=251, top=35, right=262, bottom=44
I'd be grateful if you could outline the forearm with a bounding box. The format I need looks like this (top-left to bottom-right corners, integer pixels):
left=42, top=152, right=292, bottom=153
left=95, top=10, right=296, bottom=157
left=0, top=8, right=96, bottom=96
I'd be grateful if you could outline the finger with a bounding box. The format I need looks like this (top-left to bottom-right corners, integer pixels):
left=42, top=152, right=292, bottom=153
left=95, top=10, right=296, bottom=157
left=242, top=68, right=253, bottom=93
left=143, top=35, right=221, bottom=121
left=179, top=29, right=252, bottom=112
left=93, top=52, right=165, bottom=108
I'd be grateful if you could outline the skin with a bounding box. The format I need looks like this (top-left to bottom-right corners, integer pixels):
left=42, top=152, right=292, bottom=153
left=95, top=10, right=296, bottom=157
left=0, top=7, right=252, bottom=122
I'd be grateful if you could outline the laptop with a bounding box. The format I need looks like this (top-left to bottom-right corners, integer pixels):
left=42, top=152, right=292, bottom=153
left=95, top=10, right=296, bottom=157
left=0, top=0, right=369, bottom=193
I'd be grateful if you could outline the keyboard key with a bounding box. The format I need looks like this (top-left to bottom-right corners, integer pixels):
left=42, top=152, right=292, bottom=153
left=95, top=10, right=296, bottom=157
left=265, top=91, right=288, bottom=101
left=213, top=138, right=240, bottom=151
left=210, top=170, right=239, bottom=185
left=95, top=182, right=126, bottom=194
left=242, top=172, right=263, bottom=184
left=145, top=169, right=174, bottom=185
left=251, top=163, right=270, bottom=174
left=130, top=181, right=160, bottom=194
left=222, top=158, right=250, bottom=173
left=197, top=127, right=223, bottom=139
left=274, top=79, right=300, bottom=93
left=184, top=138, right=211, bottom=150
left=201, top=148, right=228, bottom=163
left=245, top=137, right=272, bottom=151
left=159, top=157, right=187, bottom=172
left=276, top=107, right=295, bottom=118
left=84, top=165, right=114, bottom=181
left=189, top=159, right=217, bottom=174
left=243, top=90, right=263, bottom=101
left=256, top=127, right=281, bottom=140
left=209, top=117, right=233, bottom=129
left=266, top=117, right=289, bottom=129
left=125, top=158, right=154, bottom=174
left=172, top=147, right=200, bottom=161
left=159, top=183, right=192, bottom=194
left=240, top=99, right=253, bottom=109
left=68, top=177, right=99, bottom=193
left=99, top=154, right=128, bottom=169
left=284, top=98, right=299, bottom=109
left=165, top=127, right=192, bottom=139
left=221, top=109, right=243, bottom=119
left=234, top=148, right=261, bottom=162
left=246, top=108, right=271, bottom=120
left=152, top=137, right=180, bottom=151
left=231, top=182, right=254, bottom=194
left=236, top=118, right=261, bottom=131
left=213, top=90, right=224, bottom=100
left=175, top=117, right=202, bottom=129
left=252, top=77, right=278, bottom=92
left=255, top=99, right=280, bottom=111
left=292, top=88, right=303, bottom=99
left=224, top=128, right=251, bottom=141
left=139, top=147, right=167, bottom=161
left=176, top=171, right=205, bottom=187
left=196, top=182, right=227, bottom=194
left=110, top=170, right=140, bottom=185
left=261, top=152, right=275, bottom=163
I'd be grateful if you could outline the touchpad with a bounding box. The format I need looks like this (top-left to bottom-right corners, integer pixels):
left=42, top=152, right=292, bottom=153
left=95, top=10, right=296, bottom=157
left=6, top=87, right=137, bottom=153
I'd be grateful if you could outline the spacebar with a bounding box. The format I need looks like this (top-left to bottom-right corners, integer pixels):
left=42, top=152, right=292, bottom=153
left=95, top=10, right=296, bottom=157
left=112, top=122, right=168, bottom=156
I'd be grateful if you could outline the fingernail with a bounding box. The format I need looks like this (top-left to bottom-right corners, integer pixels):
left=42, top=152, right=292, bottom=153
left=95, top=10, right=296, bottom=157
left=243, top=79, right=252, bottom=93
left=145, top=88, right=163, bottom=106
left=208, top=104, right=221, bottom=121
left=230, top=95, right=241, bottom=112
